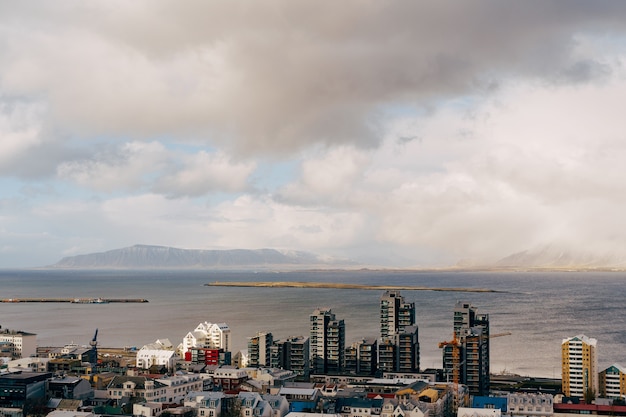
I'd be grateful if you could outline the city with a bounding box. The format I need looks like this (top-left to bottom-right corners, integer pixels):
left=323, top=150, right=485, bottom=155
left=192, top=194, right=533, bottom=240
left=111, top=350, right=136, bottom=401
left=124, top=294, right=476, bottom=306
left=0, top=291, right=622, bottom=417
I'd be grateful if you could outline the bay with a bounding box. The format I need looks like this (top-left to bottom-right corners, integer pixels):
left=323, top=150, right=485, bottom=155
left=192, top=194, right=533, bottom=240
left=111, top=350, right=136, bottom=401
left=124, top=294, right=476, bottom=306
left=1, top=268, right=624, bottom=379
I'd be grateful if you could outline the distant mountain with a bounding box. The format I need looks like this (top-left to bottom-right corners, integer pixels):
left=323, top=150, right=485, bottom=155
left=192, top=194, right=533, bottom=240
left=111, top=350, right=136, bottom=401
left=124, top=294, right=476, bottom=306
left=493, top=245, right=626, bottom=270
left=51, top=244, right=356, bottom=269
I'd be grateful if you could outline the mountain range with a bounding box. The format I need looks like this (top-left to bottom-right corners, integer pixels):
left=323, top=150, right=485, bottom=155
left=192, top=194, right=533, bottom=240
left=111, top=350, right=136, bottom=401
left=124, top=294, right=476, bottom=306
left=51, top=244, right=355, bottom=269
left=50, top=244, right=626, bottom=271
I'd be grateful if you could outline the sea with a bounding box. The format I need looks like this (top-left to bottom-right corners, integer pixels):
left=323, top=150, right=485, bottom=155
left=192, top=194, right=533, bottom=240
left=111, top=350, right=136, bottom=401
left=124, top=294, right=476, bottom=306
left=1, top=268, right=624, bottom=379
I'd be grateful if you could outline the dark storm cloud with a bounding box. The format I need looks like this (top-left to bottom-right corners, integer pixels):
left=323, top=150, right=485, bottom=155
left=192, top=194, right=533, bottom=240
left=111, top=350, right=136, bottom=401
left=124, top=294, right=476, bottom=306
left=2, top=1, right=626, bottom=154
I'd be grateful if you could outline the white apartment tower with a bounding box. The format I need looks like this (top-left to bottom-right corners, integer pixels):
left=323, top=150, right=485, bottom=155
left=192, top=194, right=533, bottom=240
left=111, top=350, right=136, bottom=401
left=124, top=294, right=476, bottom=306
left=562, top=334, right=598, bottom=398
left=181, top=322, right=231, bottom=355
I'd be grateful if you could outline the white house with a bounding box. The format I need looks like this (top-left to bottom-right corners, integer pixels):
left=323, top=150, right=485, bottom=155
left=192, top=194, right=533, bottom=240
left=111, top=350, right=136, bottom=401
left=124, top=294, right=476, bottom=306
left=184, top=391, right=225, bottom=417
left=136, top=349, right=178, bottom=371
left=157, top=373, right=204, bottom=404
left=134, top=402, right=163, bottom=417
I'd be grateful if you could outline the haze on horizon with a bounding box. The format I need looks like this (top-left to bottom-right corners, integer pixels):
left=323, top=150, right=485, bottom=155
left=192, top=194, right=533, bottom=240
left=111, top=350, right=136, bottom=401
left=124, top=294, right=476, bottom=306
left=2, top=1, right=626, bottom=268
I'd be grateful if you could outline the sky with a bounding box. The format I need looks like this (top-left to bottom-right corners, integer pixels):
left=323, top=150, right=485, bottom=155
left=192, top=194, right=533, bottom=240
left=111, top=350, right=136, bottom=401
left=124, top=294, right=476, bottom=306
left=2, top=1, right=626, bottom=268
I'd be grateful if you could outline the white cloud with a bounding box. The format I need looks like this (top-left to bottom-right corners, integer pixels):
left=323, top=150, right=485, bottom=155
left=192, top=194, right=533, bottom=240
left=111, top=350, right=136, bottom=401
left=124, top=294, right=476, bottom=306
left=155, top=151, right=256, bottom=197
left=3, top=2, right=626, bottom=266
left=57, top=141, right=168, bottom=192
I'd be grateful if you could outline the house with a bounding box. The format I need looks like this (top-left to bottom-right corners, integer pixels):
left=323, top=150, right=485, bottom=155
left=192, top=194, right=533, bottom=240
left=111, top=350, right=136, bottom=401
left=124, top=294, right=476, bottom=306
left=107, top=375, right=168, bottom=403
left=157, top=373, right=204, bottom=404
left=47, top=376, right=93, bottom=400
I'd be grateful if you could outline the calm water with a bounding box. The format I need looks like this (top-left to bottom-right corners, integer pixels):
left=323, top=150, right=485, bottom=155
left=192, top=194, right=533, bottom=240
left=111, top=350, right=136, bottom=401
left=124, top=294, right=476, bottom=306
left=1, top=269, right=625, bottom=378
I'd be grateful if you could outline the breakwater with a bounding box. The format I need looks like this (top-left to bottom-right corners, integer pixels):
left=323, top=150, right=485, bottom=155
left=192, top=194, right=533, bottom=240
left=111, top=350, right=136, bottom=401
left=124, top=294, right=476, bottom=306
left=206, top=281, right=501, bottom=292
left=1, top=298, right=149, bottom=303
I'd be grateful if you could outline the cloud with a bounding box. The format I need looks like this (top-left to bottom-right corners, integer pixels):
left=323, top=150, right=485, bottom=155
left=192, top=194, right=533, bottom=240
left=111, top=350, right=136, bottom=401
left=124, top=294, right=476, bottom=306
left=154, top=151, right=256, bottom=197
left=2, top=1, right=626, bottom=155
left=57, top=141, right=169, bottom=192
left=3, top=2, right=626, bottom=267
left=57, top=141, right=256, bottom=196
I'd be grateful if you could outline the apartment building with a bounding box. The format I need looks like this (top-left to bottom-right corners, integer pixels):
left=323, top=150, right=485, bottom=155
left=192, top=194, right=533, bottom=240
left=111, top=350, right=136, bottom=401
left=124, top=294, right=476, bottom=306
left=0, top=328, right=37, bottom=360
left=599, top=364, right=626, bottom=399
left=561, top=334, right=598, bottom=398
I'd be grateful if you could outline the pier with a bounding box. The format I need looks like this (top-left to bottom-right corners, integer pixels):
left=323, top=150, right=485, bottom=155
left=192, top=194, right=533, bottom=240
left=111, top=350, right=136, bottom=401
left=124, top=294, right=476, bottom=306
left=1, top=298, right=149, bottom=303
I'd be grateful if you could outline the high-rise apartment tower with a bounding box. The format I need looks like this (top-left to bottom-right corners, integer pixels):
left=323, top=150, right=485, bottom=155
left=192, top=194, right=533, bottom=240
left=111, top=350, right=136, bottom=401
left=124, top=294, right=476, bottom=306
left=310, top=308, right=345, bottom=374
left=562, top=334, right=598, bottom=398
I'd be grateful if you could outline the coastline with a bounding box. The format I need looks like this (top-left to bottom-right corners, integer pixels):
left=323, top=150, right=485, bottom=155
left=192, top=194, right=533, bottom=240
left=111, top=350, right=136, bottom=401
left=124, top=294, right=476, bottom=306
left=206, top=281, right=503, bottom=292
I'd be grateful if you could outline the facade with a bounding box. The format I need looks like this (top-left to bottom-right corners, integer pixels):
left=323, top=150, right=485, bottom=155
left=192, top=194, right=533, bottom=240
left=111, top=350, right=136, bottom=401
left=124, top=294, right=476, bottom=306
left=107, top=376, right=168, bottom=403
left=271, top=336, right=310, bottom=380
left=599, top=364, right=626, bottom=399
left=442, top=302, right=490, bottom=396
left=397, top=326, right=419, bottom=373
left=133, top=402, right=163, bottom=417
left=181, top=322, right=231, bottom=356
left=211, top=367, right=249, bottom=391
left=136, top=344, right=178, bottom=371
left=156, top=374, right=204, bottom=404
left=380, top=291, right=416, bottom=339
left=248, top=332, right=274, bottom=368
left=186, top=347, right=231, bottom=366
left=47, top=376, right=93, bottom=400
left=184, top=392, right=225, bottom=417
left=379, top=292, right=419, bottom=374
left=344, top=339, right=377, bottom=375
left=561, top=334, right=598, bottom=398
left=310, top=309, right=345, bottom=375
left=380, top=399, right=427, bottom=417
left=0, top=372, right=52, bottom=410
left=0, top=329, right=37, bottom=360
left=507, top=393, right=553, bottom=417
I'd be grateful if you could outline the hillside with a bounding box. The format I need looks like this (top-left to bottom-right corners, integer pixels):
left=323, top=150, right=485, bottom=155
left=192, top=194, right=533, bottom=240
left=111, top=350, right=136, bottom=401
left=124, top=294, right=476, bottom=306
left=51, top=244, right=355, bottom=269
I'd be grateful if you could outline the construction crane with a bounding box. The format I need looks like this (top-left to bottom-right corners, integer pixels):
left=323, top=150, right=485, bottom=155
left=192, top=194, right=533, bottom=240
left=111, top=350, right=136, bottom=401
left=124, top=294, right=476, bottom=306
left=90, top=328, right=98, bottom=370
left=439, top=331, right=511, bottom=384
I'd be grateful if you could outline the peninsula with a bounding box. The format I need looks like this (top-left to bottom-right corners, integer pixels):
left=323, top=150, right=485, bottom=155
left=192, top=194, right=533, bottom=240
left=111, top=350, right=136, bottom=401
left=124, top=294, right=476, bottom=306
left=206, top=281, right=501, bottom=293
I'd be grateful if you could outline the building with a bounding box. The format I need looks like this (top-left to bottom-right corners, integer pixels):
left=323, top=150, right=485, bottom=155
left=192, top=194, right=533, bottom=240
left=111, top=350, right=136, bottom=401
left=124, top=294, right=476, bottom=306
left=136, top=340, right=178, bottom=371
left=507, top=393, right=553, bottom=417
left=185, top=347, right=231, bottom=366
left=47, top=376, right=93, bottom=401
left=248, top=332, right=274, bottom=368
left=561, top=334, right=598, bottom=399
left=457, top=407, right=501, bottom=417
left=442, top=302, right=490, bottom=396
left=271, top=336, right=310, bottom=380
left=0, top=328, right=37, bottom=360
left=397, top=326, right=419, bottom=373
left=0, top=372, right=52, bottom=410
left=380, top=291, right=416, bottom=339
left=344, top=339, right=377, bottom=375
left=211, top=366, right=249, bottom=391
left=181, top=322, right=231, bottom=356
left=379, top=292, right=419, bottom=374
left=184, top=392, right=225, bottom=417
left=156, top=374, right=204, bottom=404
left=599, top=364, right=626, bottom=399
left=107, top=376, right=168, bottom=403
left=310, top=309, right=345, bottom=375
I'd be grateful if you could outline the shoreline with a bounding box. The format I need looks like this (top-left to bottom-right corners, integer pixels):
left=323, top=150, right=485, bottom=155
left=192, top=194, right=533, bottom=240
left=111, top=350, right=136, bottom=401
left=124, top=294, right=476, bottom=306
left=206, top=281, right=503, bottom=292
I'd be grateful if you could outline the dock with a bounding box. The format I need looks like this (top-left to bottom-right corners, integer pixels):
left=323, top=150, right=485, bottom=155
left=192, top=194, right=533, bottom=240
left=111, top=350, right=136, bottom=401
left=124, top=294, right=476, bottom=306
left=1, top=298, right=149, bottom=303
